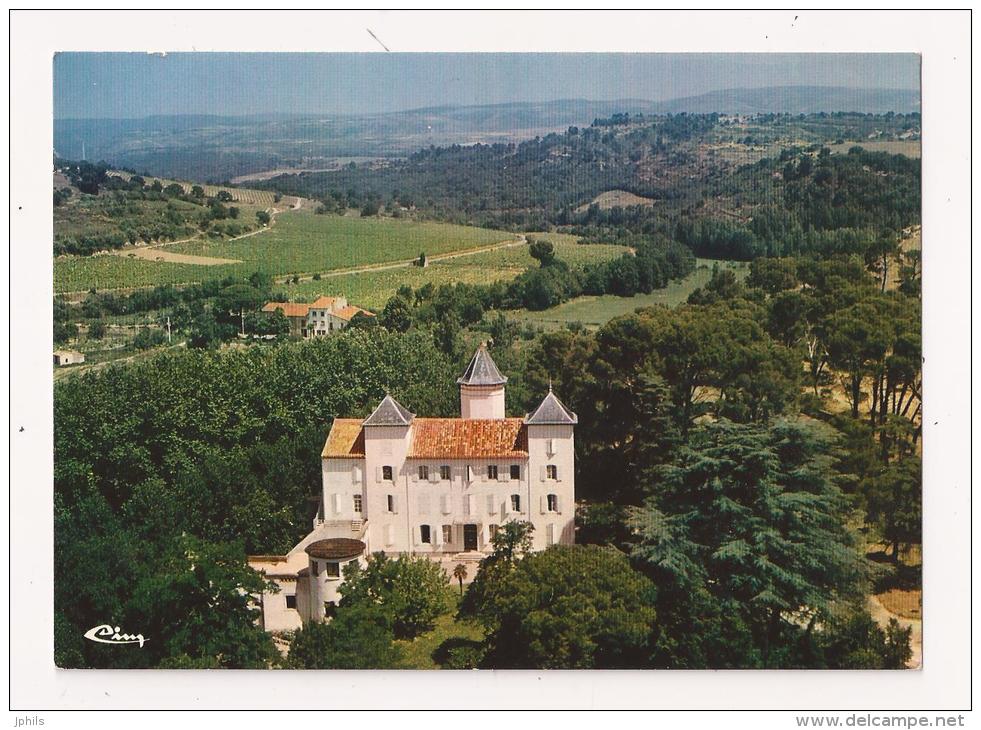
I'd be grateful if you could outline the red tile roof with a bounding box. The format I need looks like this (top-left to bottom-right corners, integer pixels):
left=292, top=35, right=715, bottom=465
left=321, top=418, right=366, bottom=458
left=408, top=418, right=527, bottom=458
left=322, top=417, right=529, bottom=460
left=262, top=301, right=310, bottom=318
left=334, top=305, right=375, bottom=321
left=310, top=296, right=338, bottom=309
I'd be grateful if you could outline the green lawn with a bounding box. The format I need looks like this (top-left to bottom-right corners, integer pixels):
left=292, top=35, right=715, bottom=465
left=54, top=210, right=517, bottom=293
left=509, top=259, right=750, bottom=328
left=277, top=238, right=627, bottom=311
left=395, top=589, right=484, bottom=669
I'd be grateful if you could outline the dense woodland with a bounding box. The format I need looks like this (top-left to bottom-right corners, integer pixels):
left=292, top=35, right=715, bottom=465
left=54, top=111, right=921, bottom=669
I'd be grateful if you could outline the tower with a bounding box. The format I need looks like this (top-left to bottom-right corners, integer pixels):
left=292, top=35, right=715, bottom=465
left=457, top=343, right=507, bottom=419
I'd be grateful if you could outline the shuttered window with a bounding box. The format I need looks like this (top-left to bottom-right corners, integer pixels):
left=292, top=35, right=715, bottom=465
left=547, top=494, right=558, bottom=512
left=442, top=525, right=453, bottom=544
left=510, top=494, right=521, bottom=512
left=546, top=465, right=558, bottom=480
left=382, top=465, right=394, bottom=481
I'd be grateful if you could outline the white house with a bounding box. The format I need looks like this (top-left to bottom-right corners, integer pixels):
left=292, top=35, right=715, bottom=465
left=248, top=343, right=577, bottom=632
left=261, top=295, right=375, bottom=339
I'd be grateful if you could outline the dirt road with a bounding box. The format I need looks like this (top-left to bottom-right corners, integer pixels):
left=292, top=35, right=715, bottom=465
left=868, top=594, right=922, bottom=669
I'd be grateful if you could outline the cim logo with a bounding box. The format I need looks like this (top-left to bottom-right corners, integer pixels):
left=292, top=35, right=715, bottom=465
left=83, top=624, right=147, bottom=648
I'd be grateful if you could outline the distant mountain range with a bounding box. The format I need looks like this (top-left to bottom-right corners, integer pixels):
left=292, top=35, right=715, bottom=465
left=54, top=86, right=919, bottom=181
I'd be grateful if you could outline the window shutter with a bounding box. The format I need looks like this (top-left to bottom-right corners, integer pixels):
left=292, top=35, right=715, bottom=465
left=429, top=468, right=439, bottom=484
left=441, top=494, right=451, bottom=514
left=332, top=493, right=342, bottom=515
left=411, top=468, right=418, bottom=482
left=413, top=526, right=419, bottom=546
left=555, top=495, right=562, bottom=514
left=497, top=468, right=506, bottom=483
left=353, top=466, right=361, bottom=484
left=480, top=466, right=487, bottom=482
left=391, top=495, right=399, bottom=514
left=555, top=466, right=562, bottom=482
left=487, top=494, right=496, bottom=515
left=540, top=495, right=548, bottom=514
left=375, top=466, right=382, bottom=482
left=466, top=465, right=473, bottom=483
left=540, top=465, right=547, bottom=481
left=433, top=525, right=442, bottom=546
left=465, top=494, right=474, bottom=515
left=384, top=524, right=394, bottom=546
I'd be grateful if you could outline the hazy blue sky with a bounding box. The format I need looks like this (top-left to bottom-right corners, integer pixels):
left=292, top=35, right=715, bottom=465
left=54, top=53, right=919, bottom=119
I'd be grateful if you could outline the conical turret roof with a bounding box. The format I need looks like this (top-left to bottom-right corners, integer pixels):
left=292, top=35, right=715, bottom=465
left=363, top=394, right=415, bottom=426
left=457, top=343, right=507, bottom=386
left=524, top=387, right=578, bottom=425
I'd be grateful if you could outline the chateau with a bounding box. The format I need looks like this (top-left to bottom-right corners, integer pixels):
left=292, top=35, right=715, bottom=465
left=248, top=344, right=577, bottom=631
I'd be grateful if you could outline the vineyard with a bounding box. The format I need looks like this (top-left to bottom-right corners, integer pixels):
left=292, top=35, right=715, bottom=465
left=55, top=209, right=521, bottom=293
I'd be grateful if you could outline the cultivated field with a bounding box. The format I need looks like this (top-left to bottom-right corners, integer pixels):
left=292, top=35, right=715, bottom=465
left=826, top=139, right=921, bottom=158
left=575, top=189, right=657, bottom=212
left=282, top=238, right=627, bottom=311
left=508, top=259, right=749, bottom=328
left=54, top=209, right=518, bottom=293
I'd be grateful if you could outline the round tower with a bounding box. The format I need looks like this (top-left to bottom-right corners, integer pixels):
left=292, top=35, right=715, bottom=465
left=457, top=343, right=507, bottom=419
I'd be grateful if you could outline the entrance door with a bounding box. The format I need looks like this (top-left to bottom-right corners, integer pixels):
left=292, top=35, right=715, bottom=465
left=463, top=524, right=479, bottom=552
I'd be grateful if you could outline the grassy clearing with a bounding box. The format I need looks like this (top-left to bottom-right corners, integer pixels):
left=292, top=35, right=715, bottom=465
left=509, top=259, right=749, bottom=328
left=827, top=139, right=921, bottom=158
left=54, top=210, right=518, bottom=293
left=395, top=589, right=484, bottom=670
left=277, top=239, right=627, bottom=311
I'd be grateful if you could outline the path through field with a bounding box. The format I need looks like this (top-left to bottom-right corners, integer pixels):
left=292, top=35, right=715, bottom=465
left=105, top=195, right=305, bottom=267
left=272, top=234, right=527, bottom=285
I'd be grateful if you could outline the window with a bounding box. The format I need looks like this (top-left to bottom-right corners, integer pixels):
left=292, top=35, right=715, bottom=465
left=489, top=524, right=500, bottom=540
left=546, top=465, right=558, bottom=480
left=440, top=465, right=451, bottom=480
left=510, top=494, right=521, bottom=512
left=442, top=525, right=453, bottom=544
left=325, top=561, right=340, bottom=578
left=420, top=525, right=432, bottom=544
left=382, top=465, right=393, bottom=481
left=418, top=465, right=429, bottom=481
left=547, top=494, right=558, bottom=512
left=546, top=524, right=556, bottom=546
left=510, top=464, right=520, bottom=480
left=387, top=494, right=395, bottom=513
left=353, top=494, right=363, bottom=513
left=487, top=465, right=498, bottom=480
left=324, top=601, right=337, bottom=619
left=311, top=560, right=320, bottom=576
left=285, top=594, right=297, bottom=609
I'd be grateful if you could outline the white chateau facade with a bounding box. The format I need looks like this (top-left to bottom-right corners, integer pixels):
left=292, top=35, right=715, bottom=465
left=248, top=344, right=577, bottom=631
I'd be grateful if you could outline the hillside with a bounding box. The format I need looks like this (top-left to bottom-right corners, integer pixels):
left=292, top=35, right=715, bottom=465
left=53, top=87, right=919, bottom=182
